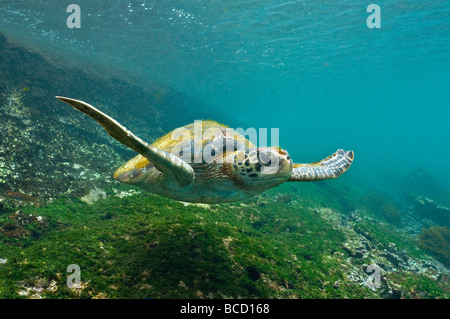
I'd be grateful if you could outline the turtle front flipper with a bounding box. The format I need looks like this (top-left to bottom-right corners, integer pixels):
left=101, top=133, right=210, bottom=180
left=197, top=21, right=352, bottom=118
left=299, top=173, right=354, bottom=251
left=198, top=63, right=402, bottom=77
left=288, top=149, right=354, bottom=182
left=56, top=97, right=194, bottom=187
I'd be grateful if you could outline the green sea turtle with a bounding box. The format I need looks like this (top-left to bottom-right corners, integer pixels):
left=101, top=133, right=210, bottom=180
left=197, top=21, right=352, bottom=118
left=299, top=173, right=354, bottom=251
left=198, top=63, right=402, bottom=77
left=56, top=97, right=354, bottom=204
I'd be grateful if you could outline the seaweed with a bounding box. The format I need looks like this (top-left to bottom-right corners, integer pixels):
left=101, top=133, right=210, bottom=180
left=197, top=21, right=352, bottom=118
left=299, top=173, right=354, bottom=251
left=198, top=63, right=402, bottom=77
left=418, top=226, right=450, bottom=267
left=1, top=185, right=448, bottom=299
left=0, top=189, right=374, bottom=299
left=362, top=192, right=402, bottom=226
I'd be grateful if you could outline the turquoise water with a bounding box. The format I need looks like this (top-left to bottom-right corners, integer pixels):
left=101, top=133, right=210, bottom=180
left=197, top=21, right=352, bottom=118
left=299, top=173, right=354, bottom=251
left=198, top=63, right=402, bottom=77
left=1, top=0, right=449, bottom=188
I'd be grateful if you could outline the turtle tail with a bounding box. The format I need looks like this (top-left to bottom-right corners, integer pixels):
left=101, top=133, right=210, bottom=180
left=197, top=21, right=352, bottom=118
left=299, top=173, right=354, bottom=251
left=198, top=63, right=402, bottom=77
left=288, top=149, right=354, bottom=182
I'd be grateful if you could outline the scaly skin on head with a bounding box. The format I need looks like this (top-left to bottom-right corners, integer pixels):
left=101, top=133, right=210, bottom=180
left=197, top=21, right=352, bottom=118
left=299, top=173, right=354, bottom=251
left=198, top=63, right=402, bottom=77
left=231, top=147, right=293, bottom=191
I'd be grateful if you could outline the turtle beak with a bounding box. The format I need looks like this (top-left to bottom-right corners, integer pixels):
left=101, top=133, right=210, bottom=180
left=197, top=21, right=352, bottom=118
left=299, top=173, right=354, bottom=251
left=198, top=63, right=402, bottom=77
left=113, top=163, right=130, bottom=182
left=114, top=166, right=150, bottom=184
left=114, top=170, right=132, bottom=183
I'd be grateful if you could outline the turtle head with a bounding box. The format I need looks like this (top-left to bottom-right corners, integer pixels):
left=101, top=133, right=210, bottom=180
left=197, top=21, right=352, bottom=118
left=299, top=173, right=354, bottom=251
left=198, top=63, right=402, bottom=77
left=233, top=147, right=292, bottom=190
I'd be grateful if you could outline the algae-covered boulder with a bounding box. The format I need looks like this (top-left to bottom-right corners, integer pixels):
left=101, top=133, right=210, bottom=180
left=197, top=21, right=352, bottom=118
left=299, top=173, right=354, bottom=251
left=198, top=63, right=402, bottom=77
left=412, top=197, right=450, bottom=228
left=418, top=226, right=450, bottom=267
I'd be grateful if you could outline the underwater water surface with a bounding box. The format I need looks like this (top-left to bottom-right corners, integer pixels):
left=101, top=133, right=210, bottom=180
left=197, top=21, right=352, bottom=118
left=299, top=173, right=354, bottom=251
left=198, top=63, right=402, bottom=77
left=0, top=0, right=449, bottom=300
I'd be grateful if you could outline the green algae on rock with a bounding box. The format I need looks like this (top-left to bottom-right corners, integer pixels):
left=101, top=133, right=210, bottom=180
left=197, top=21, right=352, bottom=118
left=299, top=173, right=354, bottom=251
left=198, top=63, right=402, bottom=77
left=1, top=185, right=449, bottom=299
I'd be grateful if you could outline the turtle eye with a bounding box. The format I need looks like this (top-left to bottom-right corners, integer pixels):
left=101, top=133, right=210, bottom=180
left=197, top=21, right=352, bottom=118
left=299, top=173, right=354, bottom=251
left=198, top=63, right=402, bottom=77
left=258, top=152, right=271, bottom=166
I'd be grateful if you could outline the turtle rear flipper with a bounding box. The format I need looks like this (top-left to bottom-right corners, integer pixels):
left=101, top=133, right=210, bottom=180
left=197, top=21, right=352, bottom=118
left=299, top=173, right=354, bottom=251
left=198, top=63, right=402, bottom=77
left=288, top=149, right=354, bottom=182
left=56, top=97, right=194, bottom=186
